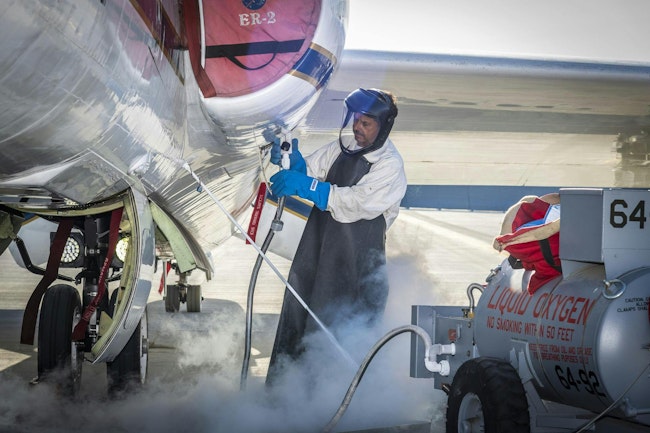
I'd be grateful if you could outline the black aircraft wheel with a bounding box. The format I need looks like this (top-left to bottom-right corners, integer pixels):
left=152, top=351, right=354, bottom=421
left=107, top=309, right=148, bottom=396
left=108, top=288, right=118, bottom=317
left=37, top=284, right=84, bottom=396
left=186, top=284, right=201, bottom=313
left=446, top=357, right=530, bottom=433
left=164, top=284, right=180, bottom=312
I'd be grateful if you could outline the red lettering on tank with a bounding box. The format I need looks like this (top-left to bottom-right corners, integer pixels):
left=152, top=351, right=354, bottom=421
left=558, top=296, right=575, bottom=322
left=553, top=294, right=568, bottom=320
left=486, top=285, right=599, bottom=326
left=506, top=290, right=521, bottom=313
left=487, top=285, right=536, bottom=316
left=543, top=293, right=568, bottom=321
left=517, top=292, right=533, bottom=315
left=566, top=297, right=586, bottom=324
left=497, top=288, right=515, bottom=315
left=577, top=298, right=596, bottom=325
left=486, top=285, right=503, bottom=310
left=533, top=293, right=548, bottom=317
left=532, top=294, right=596, bottom=326
left=542, top=293, right=560, bottom=320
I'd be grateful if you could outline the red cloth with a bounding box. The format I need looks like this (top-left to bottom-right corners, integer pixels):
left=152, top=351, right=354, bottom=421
left=495, top=197, right=561, bottom=294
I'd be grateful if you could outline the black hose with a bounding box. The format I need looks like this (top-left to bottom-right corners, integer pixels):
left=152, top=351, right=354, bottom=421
left=240, top=195, right=286, bottom=390
left=322, top=324, right=433, bottom=433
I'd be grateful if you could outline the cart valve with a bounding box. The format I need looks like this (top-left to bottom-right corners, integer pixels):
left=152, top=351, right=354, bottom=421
left=424, top=343, right=456, bottom=376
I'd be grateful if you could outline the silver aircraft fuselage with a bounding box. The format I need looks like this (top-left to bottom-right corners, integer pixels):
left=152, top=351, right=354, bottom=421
left=0, top=0, right=346, bottom=363
left=0, top=0, right=342, bottom=259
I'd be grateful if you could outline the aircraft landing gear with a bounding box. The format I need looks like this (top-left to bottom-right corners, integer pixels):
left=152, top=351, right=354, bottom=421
left=37, top=284, right=84, bottom=396
left=107, top=315, right=148, bottom=396
left=164, top=270, right=202, bottom=313
left=164, top=284, right=181, bottom=312
left=22, top=190, right=154, bottom=399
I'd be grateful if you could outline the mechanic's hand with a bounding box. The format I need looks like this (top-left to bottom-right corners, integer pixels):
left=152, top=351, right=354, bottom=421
left=270, top=138, right=306, bottom=174
left=270, top=170, right=330, bottom=210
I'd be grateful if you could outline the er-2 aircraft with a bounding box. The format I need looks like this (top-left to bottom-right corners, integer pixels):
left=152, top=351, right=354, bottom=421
left=0, top=0, right=347, bottom=394
left=2, top=0, right=650, bottom=399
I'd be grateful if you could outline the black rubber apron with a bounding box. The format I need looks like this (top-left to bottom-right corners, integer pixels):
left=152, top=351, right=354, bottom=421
left=267, top=151, right=388, bottom=380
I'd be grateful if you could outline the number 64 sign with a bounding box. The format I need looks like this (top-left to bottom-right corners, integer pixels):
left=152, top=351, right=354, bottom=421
left=602, top=189, right=650, bottom=279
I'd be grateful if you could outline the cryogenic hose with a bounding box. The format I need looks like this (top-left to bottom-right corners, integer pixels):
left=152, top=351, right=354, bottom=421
left=240, top=193, right=286, bottom=390
left=240, top=139, right=291, bottom=389
left=322, top=324, right=453, bottom=433
left=171, top=154, right=356, bottom=387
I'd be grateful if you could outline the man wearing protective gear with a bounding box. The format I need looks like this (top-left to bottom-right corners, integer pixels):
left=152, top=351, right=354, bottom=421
left=266, top=88, right=407, bottom=382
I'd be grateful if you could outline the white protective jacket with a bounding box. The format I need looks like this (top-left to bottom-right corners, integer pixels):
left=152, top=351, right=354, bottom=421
left=305, top=138, right=407, bottom=228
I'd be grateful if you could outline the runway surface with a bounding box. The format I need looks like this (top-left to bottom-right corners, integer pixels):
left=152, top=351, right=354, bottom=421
left=0, top=209, right=506, bottom=433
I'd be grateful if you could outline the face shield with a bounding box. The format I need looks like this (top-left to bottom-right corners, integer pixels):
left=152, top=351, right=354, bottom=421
left=339, top=88, right=398, bottom=155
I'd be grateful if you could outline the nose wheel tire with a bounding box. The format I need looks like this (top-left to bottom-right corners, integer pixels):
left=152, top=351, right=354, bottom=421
left=446, top=357, right=530, bottom=433
left=107, top=309, right=148, bottom=396
left=37, top=284, right=84, bottom=396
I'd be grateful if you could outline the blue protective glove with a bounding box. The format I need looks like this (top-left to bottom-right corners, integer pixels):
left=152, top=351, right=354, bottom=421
left=270, top=170, right=330, bottom=210
left=270, top=138, right=306, bottom=174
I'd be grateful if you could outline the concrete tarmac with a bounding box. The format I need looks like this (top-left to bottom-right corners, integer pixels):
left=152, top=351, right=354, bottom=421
left=0, top=209, right=506, bottom=433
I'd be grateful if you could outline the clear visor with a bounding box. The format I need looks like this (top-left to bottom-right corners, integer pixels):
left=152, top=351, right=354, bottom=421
left=338, top=109, right=380, bottom=153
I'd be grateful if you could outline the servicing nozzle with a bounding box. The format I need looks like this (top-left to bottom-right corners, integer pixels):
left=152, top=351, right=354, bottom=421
left=269, top=138, right=292, bottom=233
left=280, top=140, right=292, bottom=170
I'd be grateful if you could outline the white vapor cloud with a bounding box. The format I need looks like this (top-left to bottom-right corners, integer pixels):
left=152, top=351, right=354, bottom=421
left=0, top=251, right=448, bottom=433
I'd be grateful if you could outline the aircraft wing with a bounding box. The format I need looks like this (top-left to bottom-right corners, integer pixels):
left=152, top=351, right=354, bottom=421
left=299, top=49, right=650, bottom=210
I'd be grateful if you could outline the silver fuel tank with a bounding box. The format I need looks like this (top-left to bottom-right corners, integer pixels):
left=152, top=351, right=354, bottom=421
left=474, top=188, right=650, bottom=424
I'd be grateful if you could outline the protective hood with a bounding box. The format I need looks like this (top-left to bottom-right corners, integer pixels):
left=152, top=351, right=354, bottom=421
left=339, top=88, right=398, bottom=155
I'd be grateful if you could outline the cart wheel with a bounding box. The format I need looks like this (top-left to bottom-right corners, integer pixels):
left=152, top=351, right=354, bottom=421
left=446, top=357, right=529, bottom=433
